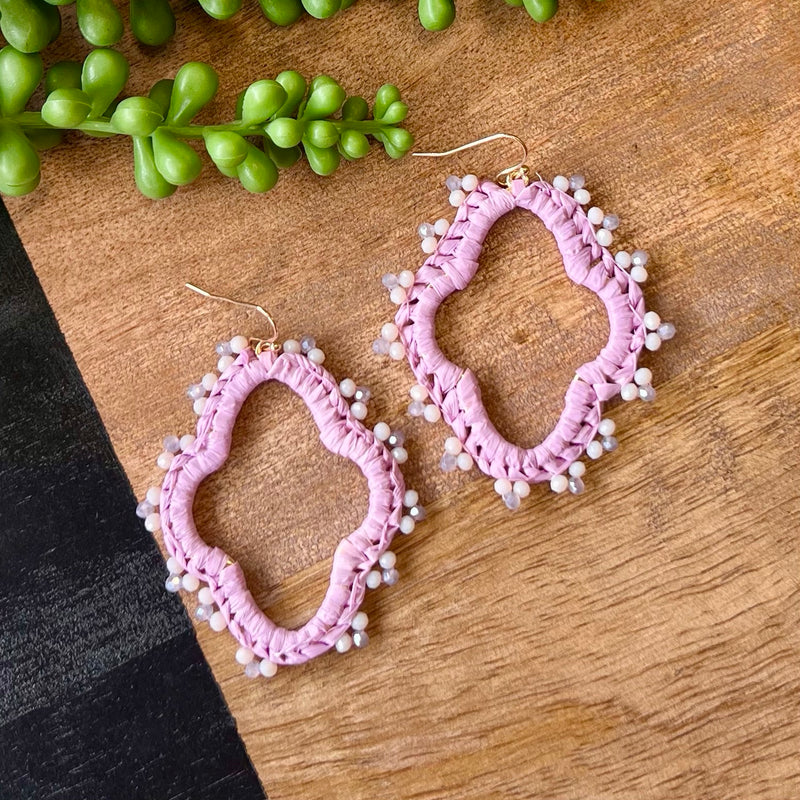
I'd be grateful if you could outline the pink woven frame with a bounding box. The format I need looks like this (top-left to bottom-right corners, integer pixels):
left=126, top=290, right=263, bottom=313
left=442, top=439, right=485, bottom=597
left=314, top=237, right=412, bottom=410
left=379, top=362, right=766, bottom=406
left=159, top=348, right=405, bottom=665
left=395, top=178, right=647, bottom=482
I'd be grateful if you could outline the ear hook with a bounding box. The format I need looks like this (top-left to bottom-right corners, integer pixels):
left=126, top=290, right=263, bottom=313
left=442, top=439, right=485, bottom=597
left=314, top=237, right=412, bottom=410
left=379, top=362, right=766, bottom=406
left=412, top=133, right=530, bottom=187
left=185, top=283, right=279, bottom=352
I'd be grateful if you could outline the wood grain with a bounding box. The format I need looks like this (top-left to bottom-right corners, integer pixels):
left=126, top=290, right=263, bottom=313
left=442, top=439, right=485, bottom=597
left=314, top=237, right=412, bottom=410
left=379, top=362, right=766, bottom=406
left=7, top=0, right=800, bottom=797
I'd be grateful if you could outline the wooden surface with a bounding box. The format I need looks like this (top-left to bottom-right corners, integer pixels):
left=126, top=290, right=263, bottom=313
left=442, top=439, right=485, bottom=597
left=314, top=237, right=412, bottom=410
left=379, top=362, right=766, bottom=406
left=8, top=0, right=800, bottom=797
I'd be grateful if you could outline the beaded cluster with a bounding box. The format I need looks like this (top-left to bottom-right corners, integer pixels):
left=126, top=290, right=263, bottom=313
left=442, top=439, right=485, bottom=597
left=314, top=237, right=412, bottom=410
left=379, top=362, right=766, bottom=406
left=375, top=171, right=676, bottom=509
left=138, top=333, right=424, bottom=677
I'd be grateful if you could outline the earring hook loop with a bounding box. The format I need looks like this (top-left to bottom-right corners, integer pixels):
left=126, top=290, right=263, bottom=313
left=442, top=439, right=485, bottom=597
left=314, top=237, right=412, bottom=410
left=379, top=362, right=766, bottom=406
left=185, top=283, right=280, bottom=353
left=411, top=133, right=529, bottom=188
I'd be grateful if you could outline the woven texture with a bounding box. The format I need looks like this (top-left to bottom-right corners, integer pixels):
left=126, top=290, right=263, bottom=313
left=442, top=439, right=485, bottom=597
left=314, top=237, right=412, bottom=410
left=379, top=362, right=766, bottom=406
left=160, top=348, right=405, bottom=665
left=395, top=178, right=647, bottom=482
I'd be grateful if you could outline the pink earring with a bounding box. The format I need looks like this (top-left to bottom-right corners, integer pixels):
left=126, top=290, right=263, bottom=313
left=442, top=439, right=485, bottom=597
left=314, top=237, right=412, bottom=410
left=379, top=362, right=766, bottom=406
left=375, top=134, right=675, bottom=509
left=137, top=284, right=425, bottom=678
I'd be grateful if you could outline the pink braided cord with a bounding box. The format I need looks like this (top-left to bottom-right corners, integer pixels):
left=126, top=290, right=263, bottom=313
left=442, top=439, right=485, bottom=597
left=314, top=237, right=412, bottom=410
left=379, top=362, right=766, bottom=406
left=395, top=178, right=647, bottom=482
left=159, top=348, right=405, bottom=665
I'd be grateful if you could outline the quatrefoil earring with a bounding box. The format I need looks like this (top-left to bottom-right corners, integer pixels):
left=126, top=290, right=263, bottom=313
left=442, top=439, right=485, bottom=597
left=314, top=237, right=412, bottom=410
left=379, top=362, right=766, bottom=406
left=136, top=284, right=426, bottom=679
left=374, top=133, right=676, bottom=510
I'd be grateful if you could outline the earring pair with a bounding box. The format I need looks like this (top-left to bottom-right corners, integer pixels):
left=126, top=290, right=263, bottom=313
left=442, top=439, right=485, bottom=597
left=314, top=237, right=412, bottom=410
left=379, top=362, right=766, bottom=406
left=137, top=133, right=674, bottom=678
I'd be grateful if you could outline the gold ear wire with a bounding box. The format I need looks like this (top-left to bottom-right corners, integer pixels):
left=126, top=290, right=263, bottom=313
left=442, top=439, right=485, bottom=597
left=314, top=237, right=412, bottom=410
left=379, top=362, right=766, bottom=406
left=185, top=283, right=279, bottom=352
left=412, top=133, right=530, bottom=187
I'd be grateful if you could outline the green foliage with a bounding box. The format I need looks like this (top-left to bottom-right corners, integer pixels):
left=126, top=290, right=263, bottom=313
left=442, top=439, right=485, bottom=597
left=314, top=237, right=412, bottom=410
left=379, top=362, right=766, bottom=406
left=0, top=46, right=413, bottom=199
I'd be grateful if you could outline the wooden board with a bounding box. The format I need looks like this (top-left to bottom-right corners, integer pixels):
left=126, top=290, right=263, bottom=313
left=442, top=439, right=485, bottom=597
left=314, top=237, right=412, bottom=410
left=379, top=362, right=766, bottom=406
left=7, top=0, right=800, bottom=797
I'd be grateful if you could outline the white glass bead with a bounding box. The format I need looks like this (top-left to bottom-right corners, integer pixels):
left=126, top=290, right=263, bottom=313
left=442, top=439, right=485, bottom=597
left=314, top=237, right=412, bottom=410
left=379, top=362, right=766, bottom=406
left=553, top=175, right=569, bottom=192
left=193, top=398, right=207, bottom=416
left=166, top=557, right=181, bottom=575
left=621, top=382, right=639, bottom=401
left=400, top=515, right=415, bottom=534
left=444, top=436, right=463, bottom=455
left=156, top=451, right=174, bottom=470
left=587, top=207, right=604, bottom=225
left=146, top=486, right=161, bottom=506
left=259, top=659, right=278, bottom=678
left=461, top=174, right=478, bottom=192
left=145, top=512, right=161, bottom=532
left=230, top=335, right=249, bottom=354
left=182, top=573, right=200, bottom=592
left=658, top=322, right=676, bottom=340
left=630, top=266, right=648, bottom=283
left=550, top=474, right=568, bottom=493
left=381, top=323, right=399, bottom=342
left=389, top=286, right=407, bottom=305
left=373, top=422, right=391, bottom=441
left=209, top=611, right=227, bottom=632
left=596, top=228, right=613, bottom=247
left=615, top=251, right=632, bottom=269
left=392, top=447, right=408, bottom=464
left=634, top=367, right=652, bottom=386
left=244, top=661, right=260, bottom=678
left=335, top=633, right=353, bottom=653
left=417, top=222, right=435, bottom=239
left=350, top=401, right=368, bottom=420
left=434, top=218, right=449, bottom=236
left=352, top=630, right=370, bottom=648
left=645, top=332, right=662, bottom=351
left=307, top=348, right=325, bottom=364
left=449, top=189, right=466, bottom=207
left=339, top=378, right=356, bottom=397
left=513, top=480, right=531, bottom=498
left=568, top=461, right=586, bottom=477
left=198, top=587, right=214, bottom=606
left=586, top=440, right=604, bottom=460
left=644, top=311, right=661, bottom=330
left=409, top=384, right=428, bottom=402
left=179, top=434, right=196, bottom=451
left=408, top=400, right=424, bottom=416
left=456, top=452, right=473, bottom=471
left=569, top=174, right=586, bottom=190
left=423, top=404, right=441, bottom=423
left=598, top=418, right=616, bottom=436
left=217, top=355, right=235, bottom=372
left=404, top=489, right=419, bottom=508
left=200, top=373, right=216, bottom=392
left=366, top=570, right=382, bottom=589
left=378, top=550, right=396, bottom=570
left=389, top=342, right=405, bottom=360
left=398, top=270, right=415, bottom=288
left=573, top=188, right=591, bottom=205
left=503, top=492, right=520, bottom=511
left=421, top=236, right=437, bottom=254
left=631, top=249, right=649, bottom=266
left=283, top=339, right=301, bottom=354
left=351, top=611, right=370, bottom=631
left=163, top=435, right=181, bottom=453
left=494, top=478, right=512, bottom=496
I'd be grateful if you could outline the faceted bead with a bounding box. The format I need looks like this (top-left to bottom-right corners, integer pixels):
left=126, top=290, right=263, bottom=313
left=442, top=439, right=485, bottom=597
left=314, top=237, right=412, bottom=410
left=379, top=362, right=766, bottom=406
left=354, top=386, right=371, bottom=403
left=300, top=335, right=316, bottom=353
left=244, top=661, right=261, bottom=678
left=352, top=630, right=370, bottom=648
left=417, top=222, right=435, bottom=238
left=657, top=322, right=676, bottom=340
left=381, top=568, right=399, bottom=586
left=381, top=273, right=398, bottom=289
left=387, top=430, right=405, bottom=448
left=215, top=341, right=233, bottom=356
left=408, top=400, right=425, bottom=417
left=631, top=249, right=649, bottom=266
left=165, top=574, right=182, bottom=593
left=503, top=492, right=521, bottom=510
left=372, top=338, right=391, bottom=355
left=639, top=385, right=656, bottom=402
left=445, top=174, right=461, bottom=191
left=162, top=435, right=181, bottom=453
left=568, top=476, right=585, bottom=495
left=602, top=214, right=619, bottom=231
left=195, top=604, right=213, bottom=621
left=601, top=435, right=619, bottom=452
left=136, top=500, right=153, bottom=519
left=569, top=174, right=586, bottom=190
left=187, top=383, right=205, bottom=400
left=409, top=504, right=426, bottom=521
left=440, top=453, right=458, bottom=472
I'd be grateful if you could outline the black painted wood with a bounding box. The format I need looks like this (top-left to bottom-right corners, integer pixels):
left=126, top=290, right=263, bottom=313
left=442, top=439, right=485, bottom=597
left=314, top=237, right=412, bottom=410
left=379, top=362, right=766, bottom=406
left=0, top=202, right=266, bottom=800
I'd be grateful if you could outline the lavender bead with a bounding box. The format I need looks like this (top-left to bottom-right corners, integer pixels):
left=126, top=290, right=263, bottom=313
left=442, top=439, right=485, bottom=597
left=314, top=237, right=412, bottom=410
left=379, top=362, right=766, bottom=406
left=186, top=383, right=205, bottom=401
left=601, top=435, right=618, bottom=452
left=372, top=339, right=390, bottom=355
left=195, top=604, right=213, bottom=621
left=165, top=575, right=182, bottom=593
left=215, top=341, right=233, bottom=356
left=445, top=175, right=461, bottom=191
left=657, top=322, right=676, bottom=340
left=408, top=400, right=425, bottom=417
left=352, top=630, right=370, bottom=648
left=381, top=568, right=399, bottom=586
left=387, top=430, right=405, bottom=448
left=639, top=385, right=656, bottom=402
left=568, top=476, right=585, bottom=495
left=408, top=504, right=426, bottom=521
left=162, top=435, right=181, bottom=453
left=602, top=214, right=619, bottom=231
left=503, top=492, right=521, bottom=511
left=381, top=273, right=398, bottom=289
left=136, top=500, right=154, bottom=519
left=300, top=335, right=316, bottom=353
left=440, top=453, right=458, bottom=472
left=244, top=660, right=261, bottom=678
left=354, top=386, right=371, bottom=403
left=417, top=223, right=435, bottom=239
left=569, top=174, right=586, bottom=191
